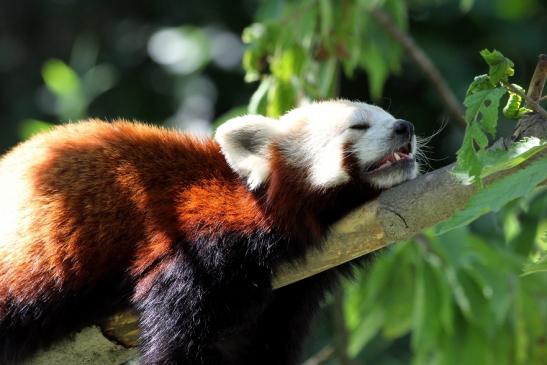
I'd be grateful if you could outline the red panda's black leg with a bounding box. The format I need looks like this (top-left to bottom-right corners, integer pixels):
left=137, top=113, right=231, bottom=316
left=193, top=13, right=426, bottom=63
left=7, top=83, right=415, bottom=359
left=243, top=269, right=341, bottom=365
left=135, top=243, right=275, bottom=365
left=135, top=255, right=223, bottom=364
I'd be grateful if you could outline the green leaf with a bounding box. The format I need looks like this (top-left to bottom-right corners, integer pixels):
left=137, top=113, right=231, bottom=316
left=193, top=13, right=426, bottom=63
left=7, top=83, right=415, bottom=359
left=270, top=47, right=305, bottom=82
left=319, top=0, right=333, bottom=40
left=453, top=270, right=497, bottom=332
left=380, top=249, right=416, bottom=339
left=242, top=23, right=279, bottom=82
left=464, top=87, right=506, bottom=136
left=463, top=264, right=512, bottom=326
left=466, top=74, right=493, bottom=96
left=18, top=119, right=54, bottom=140
left=317, top=58, right=338, bottom=98
left=430, top=260, right=455, bottom=335
left=360, top=42, right=389, bottom=100
left=348, top=306, right=385, bottom=356
left=42, top=59, right=81, bottom=97
left=411, top=259, right=443, bottom=354
left=456, top=127, right=484, bottom=182
left=480, top=49, right=515, bottom=85
left=479, top=138, right=547, bottom=178
left=248, top=77, right=272, bottom=115
left=460, top=0, right=475, bottom=12
left=522, top=254, right=547, bottom=275
left=456, top=87, right=506, bottom=181
left=502, top=84, right=532, bottom=119
left=512, top=283, right=529, bottom=364
left=254, top=0, right=286, bottom=21
left=454, top=138, right=547, bottom=183
left=436, top=157, right=547, bottom=234
left=266, top=78, right=295, bottom=117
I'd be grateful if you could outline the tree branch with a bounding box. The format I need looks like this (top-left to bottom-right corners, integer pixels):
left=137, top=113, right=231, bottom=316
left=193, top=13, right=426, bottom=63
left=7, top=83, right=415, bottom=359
left=369, top=7, right=467, bottom=128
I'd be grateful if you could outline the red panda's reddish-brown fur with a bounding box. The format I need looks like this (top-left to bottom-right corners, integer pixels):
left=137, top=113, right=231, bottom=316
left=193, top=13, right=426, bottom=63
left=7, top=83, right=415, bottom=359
left=0, top=121, right=273, bottom=301
left=0, top=119, right=386, bottom=365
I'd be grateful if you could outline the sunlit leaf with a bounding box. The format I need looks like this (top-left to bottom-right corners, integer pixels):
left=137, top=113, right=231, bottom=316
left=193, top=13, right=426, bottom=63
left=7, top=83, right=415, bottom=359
left=266, top=78, right=295, bottom=117
left=42, top=59, right=81, bottom=96
left=271, top=47, right=305, bottom=81
left=454, top=138, right=547, bottom=184
left=480, top=49, right=514, bottom=85
left=456, top=87, right=506, bottom=181
left=464, top=87, right=506, bottom=136
left=248, top=77, right=272, bottom=114
left=466, top=74, right=493, bottom=96
left=502, top=84, right=532, bottom=119
left=348, top=306, right=385, bottom=356
left=522, top=254, right=547, bottom=275
left=480, top=138, right=547, bottom=177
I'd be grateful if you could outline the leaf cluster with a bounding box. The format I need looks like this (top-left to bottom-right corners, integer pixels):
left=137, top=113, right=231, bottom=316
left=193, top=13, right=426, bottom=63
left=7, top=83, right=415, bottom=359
left=455, top=49, right=535, bottom=183
left=345, top=189, right=547, bottom=364
left=242, top=0, right=406, bottom=116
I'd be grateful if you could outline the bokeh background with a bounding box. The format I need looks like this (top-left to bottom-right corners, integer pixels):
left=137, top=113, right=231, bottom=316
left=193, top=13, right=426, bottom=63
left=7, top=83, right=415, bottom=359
left=1, top=0, right=546, bottom=364
left=1, top=0, right=545, bottom=162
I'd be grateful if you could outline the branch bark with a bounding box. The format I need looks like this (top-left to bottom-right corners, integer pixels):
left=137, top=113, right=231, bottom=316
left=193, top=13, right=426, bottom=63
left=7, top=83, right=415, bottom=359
left=526, top=54, right=547, bottom=104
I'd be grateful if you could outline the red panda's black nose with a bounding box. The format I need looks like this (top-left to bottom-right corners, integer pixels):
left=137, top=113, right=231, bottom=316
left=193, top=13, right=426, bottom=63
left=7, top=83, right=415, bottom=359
left=393, top=119, right=414, bottom=137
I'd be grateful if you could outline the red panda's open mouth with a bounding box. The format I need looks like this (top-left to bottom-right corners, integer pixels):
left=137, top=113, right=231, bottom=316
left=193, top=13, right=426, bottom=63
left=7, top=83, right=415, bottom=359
left=367, top=143, right=414, bottom=172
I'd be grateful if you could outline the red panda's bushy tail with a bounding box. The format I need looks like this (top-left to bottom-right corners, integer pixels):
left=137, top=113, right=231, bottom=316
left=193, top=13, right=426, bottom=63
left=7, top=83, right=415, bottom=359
left=0, top=274, right=131, bottom=363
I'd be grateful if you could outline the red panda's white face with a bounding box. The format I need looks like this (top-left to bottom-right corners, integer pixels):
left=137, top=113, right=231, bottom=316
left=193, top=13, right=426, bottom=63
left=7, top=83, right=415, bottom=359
left=215, top=100, right=418, bottom=191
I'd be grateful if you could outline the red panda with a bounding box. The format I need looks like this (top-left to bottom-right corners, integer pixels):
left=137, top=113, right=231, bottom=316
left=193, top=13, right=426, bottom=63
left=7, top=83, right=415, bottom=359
left=0, top=100, right=417, bottom=365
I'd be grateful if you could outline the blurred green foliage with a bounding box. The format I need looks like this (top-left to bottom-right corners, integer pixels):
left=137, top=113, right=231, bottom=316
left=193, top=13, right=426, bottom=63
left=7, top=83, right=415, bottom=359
left=1, top=0, right=546, bottom=364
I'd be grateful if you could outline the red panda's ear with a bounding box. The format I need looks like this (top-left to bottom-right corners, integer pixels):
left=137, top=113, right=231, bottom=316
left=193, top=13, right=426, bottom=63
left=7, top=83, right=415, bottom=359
left=215, top=115, right=282, bottom=190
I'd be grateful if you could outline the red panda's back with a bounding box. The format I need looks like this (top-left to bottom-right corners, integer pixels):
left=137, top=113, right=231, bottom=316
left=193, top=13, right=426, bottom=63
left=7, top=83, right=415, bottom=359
left=0, top=120, right=243, bottom=303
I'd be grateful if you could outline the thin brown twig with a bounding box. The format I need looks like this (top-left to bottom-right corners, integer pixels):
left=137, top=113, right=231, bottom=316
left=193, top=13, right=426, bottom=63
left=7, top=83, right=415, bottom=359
left=301, top=344, right=335, bottom=365
left=369, top=7, right=467, bottom=129
left=526, top=54, right=547, bottom=103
